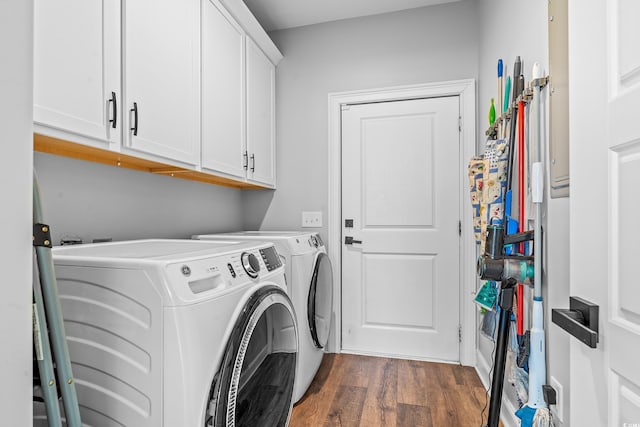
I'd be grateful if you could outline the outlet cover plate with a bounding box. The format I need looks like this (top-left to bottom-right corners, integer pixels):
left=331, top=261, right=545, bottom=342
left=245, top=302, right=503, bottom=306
left=550, top=375, right=564, bottom=422
left=302, top=211, right=322, bottom=228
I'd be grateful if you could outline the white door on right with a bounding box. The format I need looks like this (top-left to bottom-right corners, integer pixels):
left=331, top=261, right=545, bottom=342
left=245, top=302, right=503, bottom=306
left=341, top=96, right=460, bottom=362
left=569, top=2, right=640, bottom=426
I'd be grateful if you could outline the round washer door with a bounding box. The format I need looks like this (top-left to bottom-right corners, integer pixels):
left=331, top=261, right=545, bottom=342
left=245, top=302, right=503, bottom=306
left=307, top=251, right=333, bottom=349
left=206, top=285, right=298, bottom=427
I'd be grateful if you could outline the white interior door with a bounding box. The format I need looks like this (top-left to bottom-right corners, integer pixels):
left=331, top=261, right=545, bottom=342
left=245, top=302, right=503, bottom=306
left=569, top=1, right=640, bottom=425
left=341, top=96, right=461, bottom=361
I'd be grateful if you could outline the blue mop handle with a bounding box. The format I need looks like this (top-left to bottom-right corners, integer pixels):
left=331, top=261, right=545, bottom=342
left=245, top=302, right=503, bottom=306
left=503, top=190, right=518, bottom=255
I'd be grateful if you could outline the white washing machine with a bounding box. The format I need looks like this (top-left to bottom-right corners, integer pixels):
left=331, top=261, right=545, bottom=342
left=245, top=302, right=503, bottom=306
left=35, top=239, right=298, bottom=427
left=192, top=231, right=333, bottom=403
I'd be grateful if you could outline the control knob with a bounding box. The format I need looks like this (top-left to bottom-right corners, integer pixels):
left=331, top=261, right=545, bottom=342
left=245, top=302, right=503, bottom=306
left=241, top=252, right=260, bottom=278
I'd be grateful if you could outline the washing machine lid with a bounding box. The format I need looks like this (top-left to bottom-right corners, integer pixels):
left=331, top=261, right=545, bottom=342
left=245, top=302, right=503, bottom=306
left=308, top=252, right=333, bottom=349
left=52, top=239, right=260, bottom=262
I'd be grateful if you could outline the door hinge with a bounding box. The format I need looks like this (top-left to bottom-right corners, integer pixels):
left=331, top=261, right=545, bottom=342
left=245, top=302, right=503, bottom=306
left=458, top=325, right=462, bottom=343
left=458, top=116, right=462, bottom=132
left=458, top=220, right=462, bottom=236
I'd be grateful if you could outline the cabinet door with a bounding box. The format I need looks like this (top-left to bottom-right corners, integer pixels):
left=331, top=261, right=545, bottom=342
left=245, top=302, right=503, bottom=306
left=123, top=0, right=200, bottom=165
left=34, top=0, right=121, bottom=146
left=201, top=0, right=246, bottom=178
left=246, top=37, right=276, bottom=187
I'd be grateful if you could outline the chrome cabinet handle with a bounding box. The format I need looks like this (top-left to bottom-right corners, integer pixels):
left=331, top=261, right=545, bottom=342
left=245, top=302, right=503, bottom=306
left=250, top=154, right=255, bottom=172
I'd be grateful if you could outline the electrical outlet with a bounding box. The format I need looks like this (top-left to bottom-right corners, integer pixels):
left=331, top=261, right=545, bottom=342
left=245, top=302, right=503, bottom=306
left=302, top=211, right=322, bottom=228
left=550, top=376, right=564, bottom=422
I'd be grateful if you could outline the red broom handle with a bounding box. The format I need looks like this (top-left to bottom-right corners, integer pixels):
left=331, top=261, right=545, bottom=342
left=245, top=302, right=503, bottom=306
left=517, top=100, right=525, bottom=337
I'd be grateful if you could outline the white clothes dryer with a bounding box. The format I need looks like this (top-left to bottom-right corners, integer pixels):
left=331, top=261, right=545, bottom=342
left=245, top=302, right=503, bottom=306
left=35, top=239, right=298, bottom=427
left=192, top=231, right=333, bottom=403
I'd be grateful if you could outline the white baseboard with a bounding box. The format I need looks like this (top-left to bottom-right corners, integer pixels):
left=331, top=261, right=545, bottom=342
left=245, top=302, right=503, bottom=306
left=475, top=349, right=521, bottom=427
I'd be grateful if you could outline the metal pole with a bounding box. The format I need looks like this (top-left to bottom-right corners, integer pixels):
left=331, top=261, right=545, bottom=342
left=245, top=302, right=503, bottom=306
left=33, top=254, right=62, bottom=427
left=486, top=284, right=515, bottom=427
left=33, top=174, right=82, bottom=427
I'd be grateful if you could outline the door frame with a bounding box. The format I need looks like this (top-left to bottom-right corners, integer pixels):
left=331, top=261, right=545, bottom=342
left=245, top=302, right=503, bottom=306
left=327, top=79, right=477, bottom=365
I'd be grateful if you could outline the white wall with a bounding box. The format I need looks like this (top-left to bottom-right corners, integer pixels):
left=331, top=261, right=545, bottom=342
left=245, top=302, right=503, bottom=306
left=477, top=1, right=570, bottom=426
left=1, top=0, right=33, bottom=423
left=34, top=153, right=245, bottom=245
left=242, top=1, right=479, bottom=238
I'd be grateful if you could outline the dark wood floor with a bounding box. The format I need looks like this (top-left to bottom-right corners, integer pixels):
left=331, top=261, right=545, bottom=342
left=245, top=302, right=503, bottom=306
left=290, top=353, right=501, bottom=427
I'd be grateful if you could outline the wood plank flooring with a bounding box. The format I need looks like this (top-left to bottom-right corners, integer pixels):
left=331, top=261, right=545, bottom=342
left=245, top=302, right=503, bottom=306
left=290, top=354, right=501, bottom=427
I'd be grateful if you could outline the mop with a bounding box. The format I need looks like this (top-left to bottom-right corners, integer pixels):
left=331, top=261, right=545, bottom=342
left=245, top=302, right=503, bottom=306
left=515, top=62, right=552, bottom=427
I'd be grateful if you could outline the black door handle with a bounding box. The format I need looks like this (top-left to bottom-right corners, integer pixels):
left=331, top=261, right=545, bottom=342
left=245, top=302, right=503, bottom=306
left=109, top=91, right=117, bottom=129
left=344, top=236, right=362, bottom=245
left=552, top=296, right=599, bottom=348
left=130, top=102, right=138, bottom=136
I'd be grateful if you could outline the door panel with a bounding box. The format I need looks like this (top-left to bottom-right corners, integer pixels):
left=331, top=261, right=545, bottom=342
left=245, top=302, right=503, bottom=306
left=606, top=0, right=640, bottom=424
left=363, top=254, right=434, bottom=328
left=362, top=114, right=435, bottom=227
left=341, top=97, right=460, bottom=361
left=570, top=0, right=640, bottom=424
left=608, top=141, right=640, bottom=426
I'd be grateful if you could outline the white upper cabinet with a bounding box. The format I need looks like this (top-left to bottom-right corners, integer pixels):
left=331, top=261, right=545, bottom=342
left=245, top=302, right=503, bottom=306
left=34, top=0, right=121, bottom=147
left=202, top=0, right=280, bottom=187
left=246, top=37, right=276, bottom=187
left=33, top=0, right=280, bottom=188
left=201, top=0, right=246, bottom=178
left=123, top=0, right=201, bottom=166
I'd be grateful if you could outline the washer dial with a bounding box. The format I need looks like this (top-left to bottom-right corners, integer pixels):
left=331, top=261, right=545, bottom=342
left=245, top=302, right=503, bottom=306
left=241, top=252, right=260, bottom=278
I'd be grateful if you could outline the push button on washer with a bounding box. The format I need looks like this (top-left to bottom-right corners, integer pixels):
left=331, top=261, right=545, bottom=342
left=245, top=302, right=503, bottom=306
left=227, top=263, right=236, bottom=278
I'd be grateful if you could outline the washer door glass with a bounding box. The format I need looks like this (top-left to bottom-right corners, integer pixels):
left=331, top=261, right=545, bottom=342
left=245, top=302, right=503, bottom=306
left=308, top=252, right=333, bottom=349
left=206, top=285, right=297, bottom=427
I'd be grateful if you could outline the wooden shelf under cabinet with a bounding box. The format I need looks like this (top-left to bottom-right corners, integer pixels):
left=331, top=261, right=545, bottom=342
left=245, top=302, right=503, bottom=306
left=34, top=134, right=264, bottom=190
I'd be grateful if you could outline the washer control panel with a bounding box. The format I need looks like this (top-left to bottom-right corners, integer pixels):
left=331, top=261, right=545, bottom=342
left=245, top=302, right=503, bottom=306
left=166, top=244, right=284, bottom=302
left=259, top=246, right=283, bottom=271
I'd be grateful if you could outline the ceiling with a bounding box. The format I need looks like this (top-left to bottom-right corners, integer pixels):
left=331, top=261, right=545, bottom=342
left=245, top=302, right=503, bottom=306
left=242, top=0, right=463, bottom=32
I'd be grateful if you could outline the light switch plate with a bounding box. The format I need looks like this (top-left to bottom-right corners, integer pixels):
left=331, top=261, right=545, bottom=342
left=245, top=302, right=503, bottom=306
left=302, top=211, right=322, bottom=228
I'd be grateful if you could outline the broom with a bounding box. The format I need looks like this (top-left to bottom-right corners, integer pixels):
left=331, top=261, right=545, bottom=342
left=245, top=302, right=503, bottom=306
left=515, top=62, right=552, bottom=427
